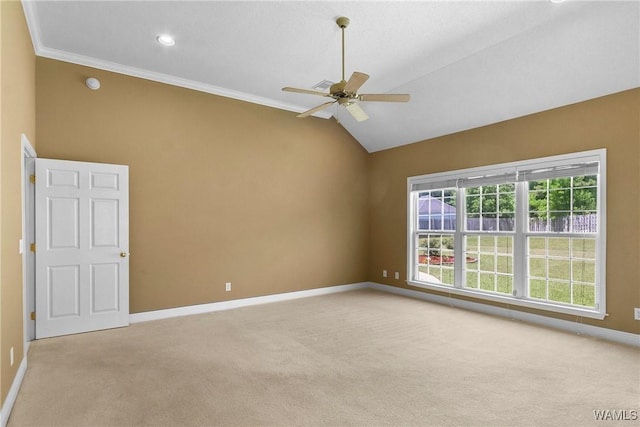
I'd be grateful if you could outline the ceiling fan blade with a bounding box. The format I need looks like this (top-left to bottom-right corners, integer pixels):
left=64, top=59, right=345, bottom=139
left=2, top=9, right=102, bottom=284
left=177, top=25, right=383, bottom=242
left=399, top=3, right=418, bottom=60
left=358, top=94, right=410, bottom=102
left=282, top=87, right=330, bottom=97
left=343, top=72, right=370, bottom=93
left=345, top=102, right=369, bottom=122
left=297, top=100, right=337, bottom=118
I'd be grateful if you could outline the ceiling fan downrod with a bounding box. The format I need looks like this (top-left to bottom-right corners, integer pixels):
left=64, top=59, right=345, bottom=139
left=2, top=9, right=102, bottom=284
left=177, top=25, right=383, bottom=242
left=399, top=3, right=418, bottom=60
left=336, top=17, right=350, bottom=83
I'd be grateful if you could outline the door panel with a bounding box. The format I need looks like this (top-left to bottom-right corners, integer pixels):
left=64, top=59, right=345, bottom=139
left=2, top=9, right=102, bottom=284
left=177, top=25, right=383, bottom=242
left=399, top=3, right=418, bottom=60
left=91, top=199, right=120, bottom=247
left=36, top=159, right=129, bottom=339
left=48, top=265, right=80, bottom=317
left=91, top=263, right=120, bottom=313
left=47, top=168, right=79, bottom=188
left=48, top=197, right=79, bottom=249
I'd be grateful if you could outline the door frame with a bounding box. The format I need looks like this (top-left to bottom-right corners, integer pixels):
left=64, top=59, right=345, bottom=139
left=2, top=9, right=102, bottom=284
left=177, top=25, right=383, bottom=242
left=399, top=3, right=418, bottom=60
left=21, top=134, right=36, bottom=350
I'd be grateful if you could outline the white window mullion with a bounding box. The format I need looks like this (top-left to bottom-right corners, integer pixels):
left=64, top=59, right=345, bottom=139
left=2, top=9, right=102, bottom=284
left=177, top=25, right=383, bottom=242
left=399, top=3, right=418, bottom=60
left=513, top=180, right=527, bottom=298
left=595, top=150, right=607, bottom=313
left=453, top=187, right=464, bottom=288
left=407, top=190, right=416, bottom=282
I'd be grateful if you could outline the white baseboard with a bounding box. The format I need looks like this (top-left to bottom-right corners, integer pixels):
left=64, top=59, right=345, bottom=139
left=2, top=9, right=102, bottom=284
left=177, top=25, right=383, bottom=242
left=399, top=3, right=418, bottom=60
left=130, top=281, right=639, bottom=347
left=130, top=282, right=369, bottom=324
left=0, top=356, right=27, bottom=427
left=368, top=282, right=640, bottom=347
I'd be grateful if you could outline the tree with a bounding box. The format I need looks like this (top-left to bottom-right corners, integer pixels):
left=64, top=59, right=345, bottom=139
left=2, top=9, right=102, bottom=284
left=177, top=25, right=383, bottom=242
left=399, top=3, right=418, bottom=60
left=465, top=184, right=515, bottom=217
left=529, top=176, right=597, bottom=219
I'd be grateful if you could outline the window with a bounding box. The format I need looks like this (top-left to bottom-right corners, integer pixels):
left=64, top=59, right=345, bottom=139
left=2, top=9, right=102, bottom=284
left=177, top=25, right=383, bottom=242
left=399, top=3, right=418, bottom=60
left=407, top=150, right=606, bottom=319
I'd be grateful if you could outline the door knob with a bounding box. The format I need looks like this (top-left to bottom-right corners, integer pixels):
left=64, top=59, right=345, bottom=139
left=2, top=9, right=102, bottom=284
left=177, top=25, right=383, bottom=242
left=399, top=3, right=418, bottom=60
left=120, top=252, right=128, bottom=258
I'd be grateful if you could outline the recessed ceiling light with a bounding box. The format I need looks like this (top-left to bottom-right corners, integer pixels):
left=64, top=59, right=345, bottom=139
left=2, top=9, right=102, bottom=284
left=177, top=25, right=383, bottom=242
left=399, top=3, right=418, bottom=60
left=549, top=0, right=566, bottom=3
left=156, top=34, right=175, bottom=47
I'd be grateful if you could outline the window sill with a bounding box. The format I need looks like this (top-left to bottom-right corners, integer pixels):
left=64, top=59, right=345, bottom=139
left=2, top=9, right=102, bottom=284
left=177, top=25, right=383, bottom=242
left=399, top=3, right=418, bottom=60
left=405, top=280, right=606, bottom=320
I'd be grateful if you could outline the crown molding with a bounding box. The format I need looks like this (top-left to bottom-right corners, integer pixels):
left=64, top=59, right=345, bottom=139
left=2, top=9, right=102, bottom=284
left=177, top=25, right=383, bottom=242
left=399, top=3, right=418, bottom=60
left=20, top=0, right=332, bottom=120
left=21, top=0, right=41, bottom=55
left=36, top=46, right=334, bottom=119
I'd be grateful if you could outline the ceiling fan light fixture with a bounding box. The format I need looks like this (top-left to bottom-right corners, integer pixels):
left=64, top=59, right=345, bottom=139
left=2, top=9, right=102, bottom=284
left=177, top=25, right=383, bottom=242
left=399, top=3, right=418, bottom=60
left=156, top=34, right=175, bottom=46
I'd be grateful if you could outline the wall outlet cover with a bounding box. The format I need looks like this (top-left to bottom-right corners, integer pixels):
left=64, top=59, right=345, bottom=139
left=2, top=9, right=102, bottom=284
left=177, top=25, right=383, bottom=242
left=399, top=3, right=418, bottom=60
left=634, top=308, right=640, bottom=320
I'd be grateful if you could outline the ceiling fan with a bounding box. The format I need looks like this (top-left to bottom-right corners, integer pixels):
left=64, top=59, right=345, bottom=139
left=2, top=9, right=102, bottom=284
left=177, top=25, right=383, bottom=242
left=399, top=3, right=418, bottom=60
left=282, top=16, right=410, bottom=122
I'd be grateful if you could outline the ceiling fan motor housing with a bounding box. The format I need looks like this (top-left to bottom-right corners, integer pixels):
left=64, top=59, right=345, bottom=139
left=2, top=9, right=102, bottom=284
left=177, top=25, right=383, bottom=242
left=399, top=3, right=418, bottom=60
left=330, top=81, right=353, bottom=99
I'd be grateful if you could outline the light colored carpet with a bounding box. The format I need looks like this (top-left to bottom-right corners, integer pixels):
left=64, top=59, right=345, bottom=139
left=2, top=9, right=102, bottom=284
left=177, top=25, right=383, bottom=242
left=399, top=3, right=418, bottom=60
left=8, top=289, right=640, bottom=426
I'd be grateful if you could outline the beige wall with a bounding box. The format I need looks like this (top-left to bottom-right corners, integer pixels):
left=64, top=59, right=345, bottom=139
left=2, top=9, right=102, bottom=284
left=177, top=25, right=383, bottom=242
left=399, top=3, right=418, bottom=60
left=1, top=10, right=637, bottom=408
left=0, top=0, right=36, bottom=404
left=369, top=88, right=640, bottom=334
left=35, top=58, right=370, bottom=314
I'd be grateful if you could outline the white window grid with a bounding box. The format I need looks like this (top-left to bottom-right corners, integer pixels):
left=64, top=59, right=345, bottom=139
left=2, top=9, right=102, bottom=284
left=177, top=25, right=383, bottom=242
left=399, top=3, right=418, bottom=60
left=407, top=149, right=606, bottom=319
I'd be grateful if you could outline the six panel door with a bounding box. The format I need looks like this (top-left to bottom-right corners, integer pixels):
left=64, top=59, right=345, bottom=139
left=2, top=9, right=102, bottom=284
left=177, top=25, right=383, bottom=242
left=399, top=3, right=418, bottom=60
left=35, top=159, right=129, bottom=339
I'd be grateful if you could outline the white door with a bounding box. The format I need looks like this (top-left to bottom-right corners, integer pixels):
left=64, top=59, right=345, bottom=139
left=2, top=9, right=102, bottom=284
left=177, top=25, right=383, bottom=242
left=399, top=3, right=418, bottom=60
left=35, top=159, right=129, bottom=339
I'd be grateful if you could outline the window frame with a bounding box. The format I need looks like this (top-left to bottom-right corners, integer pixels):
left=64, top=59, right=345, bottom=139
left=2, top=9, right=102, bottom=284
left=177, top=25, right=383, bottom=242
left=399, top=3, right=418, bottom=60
left=406, top=149, right=606, bottom=320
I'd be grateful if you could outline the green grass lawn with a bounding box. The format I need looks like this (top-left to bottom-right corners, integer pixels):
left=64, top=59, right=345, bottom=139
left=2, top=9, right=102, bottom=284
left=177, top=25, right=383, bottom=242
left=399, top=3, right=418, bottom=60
left=528, top=237, right=596, bottom=307
left=418, top=235, right=596, bottom=307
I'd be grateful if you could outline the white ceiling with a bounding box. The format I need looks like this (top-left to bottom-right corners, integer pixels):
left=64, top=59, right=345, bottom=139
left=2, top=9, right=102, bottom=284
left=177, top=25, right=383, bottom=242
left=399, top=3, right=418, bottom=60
left=23, top=1, right=640, bottom=153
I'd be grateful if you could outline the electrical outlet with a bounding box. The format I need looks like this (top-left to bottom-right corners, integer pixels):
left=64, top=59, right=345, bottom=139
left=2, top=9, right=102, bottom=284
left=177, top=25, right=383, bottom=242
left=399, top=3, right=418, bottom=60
left=225, top=282, right=231, bottom=292
left=634, top=308, right=640, bottom=320
left=382, top=270, right=387, bottom=278
left=10, top=347, right=14, bottom=367
left=394, top=272, right=400, bottom=280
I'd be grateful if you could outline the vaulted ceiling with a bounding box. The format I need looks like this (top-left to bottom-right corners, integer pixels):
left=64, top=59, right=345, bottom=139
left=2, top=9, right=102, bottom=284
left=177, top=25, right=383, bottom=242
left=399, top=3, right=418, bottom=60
left=23, top=1, right=640, bottom=152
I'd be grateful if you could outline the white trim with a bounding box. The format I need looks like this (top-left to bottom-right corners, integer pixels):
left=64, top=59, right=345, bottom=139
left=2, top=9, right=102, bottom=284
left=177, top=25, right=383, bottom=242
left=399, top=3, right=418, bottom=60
left=407, top=149, right=607, bottom=319
left=0, top=356, right=27, bottom=427
left=368, top=282, right=639, bottom=348
left=21, top=135, right=37, bottom=351
left=130, top=282, right=368, bottom=323
left=596, top=149, right=607, bottom=314
left=408, top=149, right=606, bottom=188
left=36, top=46, right=333, bottom=119
left=20, top=0, right=41, bottom=55
left=405, top=279, right=606, bottom=320
left=20, top=2, right=331, bottom=120
left=20, top=134, right=36, bottom=158
left=130, top=280, right=637, bottom=347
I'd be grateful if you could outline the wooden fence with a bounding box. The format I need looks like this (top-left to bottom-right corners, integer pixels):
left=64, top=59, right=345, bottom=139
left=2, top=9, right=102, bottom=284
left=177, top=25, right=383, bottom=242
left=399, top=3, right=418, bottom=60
left=419, top=213, right=597, bottom=233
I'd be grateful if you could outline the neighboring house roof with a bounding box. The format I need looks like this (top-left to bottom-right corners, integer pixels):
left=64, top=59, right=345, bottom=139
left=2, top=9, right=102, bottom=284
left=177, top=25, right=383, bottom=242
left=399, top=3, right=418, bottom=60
left=418, top=196, right=456, bottom=215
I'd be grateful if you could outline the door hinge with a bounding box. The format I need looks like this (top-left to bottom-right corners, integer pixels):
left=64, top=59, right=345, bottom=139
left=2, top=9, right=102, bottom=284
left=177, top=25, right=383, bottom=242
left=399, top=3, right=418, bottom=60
left=30, top=175, right=36, bottom=184
left=30, top=312, right=36, bottom=321
left=30, top=243, right=36, bottom=252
